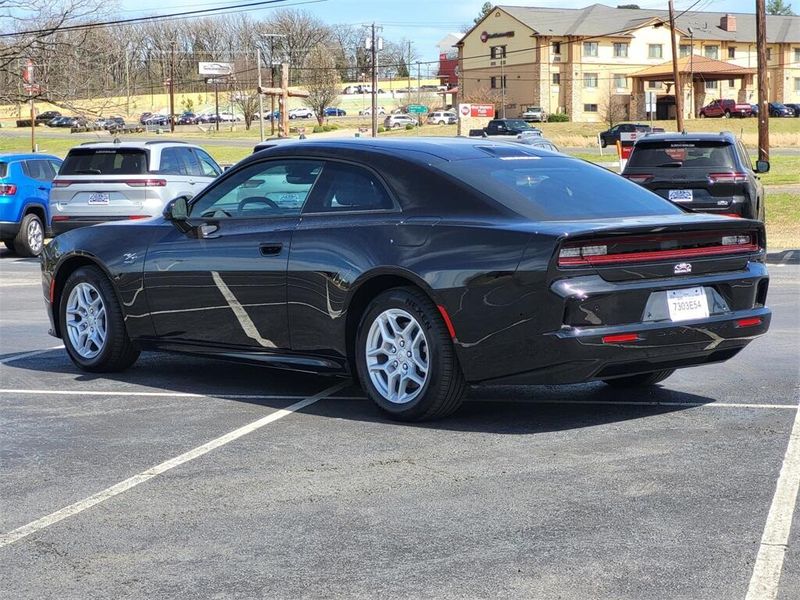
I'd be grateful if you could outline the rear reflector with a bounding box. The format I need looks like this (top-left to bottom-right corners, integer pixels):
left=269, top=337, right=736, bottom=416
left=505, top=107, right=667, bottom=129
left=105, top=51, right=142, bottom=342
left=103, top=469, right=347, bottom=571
left=708, top=172, right=748, bottom=184
left=126, top=215, right=151, bottom=220
left=0, top=184, right=17, bottom=195
left=51, top=215, right=70, bottom=221
left=602, top=333, right=640, bottom=344
left=437, top=305, right=457, bottom=339
left=720, top=213, right=741, bottom=218
left=623, top=174, right=653, bottom=184
left=736, top=317, right=762, bottom=328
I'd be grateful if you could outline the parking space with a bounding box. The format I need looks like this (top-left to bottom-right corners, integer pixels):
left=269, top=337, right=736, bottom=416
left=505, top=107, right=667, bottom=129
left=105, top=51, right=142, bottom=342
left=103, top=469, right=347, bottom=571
left=1, top=254, right=798, bottom=599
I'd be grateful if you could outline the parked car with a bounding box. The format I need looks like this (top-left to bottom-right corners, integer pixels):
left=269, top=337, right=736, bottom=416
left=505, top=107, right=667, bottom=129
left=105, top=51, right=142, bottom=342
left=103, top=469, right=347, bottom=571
left=177, top=112, right=196, bottom=125
left=217, top=111, right=240, bottom=122
left=323, top=107, right=347, bottom=117
left=50, top=116, right=79, bottom=128
left=784, top=103, right=800, bottom=117
left=384, top=114, right=419, bottom=129
left=475, top=119, right=541, bottom=137
left=288, top=107, right=315, bottom=119
left=427, top=111, right=457, bottom=125
left=0, top=153, right=62, bottom=256
left=49, top=141, right=222, bottom=235
left=699, top=99, right=752, bottom=118
left=768, top=102, right=795, bottom=117
left=35, top=111, right=61, bottom=124
left=622, top=131, right=768, bottom=220
left=41, top=138, right=771, bottom=421
left=359, top=106, right=386, bottom=116
left=138, top=112, right=153, bottom=124
left=521, top=106, right=546, bottom=122
left=104, top=117, right=126, bottom=131
left=750, top=104, right=759, bottom=116
left=598, top=123, right=653, bottom=148
left=144, top=114, right=172, bottom=127
left=512, top=135, right=558, bottom=151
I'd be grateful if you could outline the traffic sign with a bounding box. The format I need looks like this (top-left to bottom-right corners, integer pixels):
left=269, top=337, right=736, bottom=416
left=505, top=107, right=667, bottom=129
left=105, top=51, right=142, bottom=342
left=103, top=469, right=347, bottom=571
left=407, top=104, right=427, bottom=114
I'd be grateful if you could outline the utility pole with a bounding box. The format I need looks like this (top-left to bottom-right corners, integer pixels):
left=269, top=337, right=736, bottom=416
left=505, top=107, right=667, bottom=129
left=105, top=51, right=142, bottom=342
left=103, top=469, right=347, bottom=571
left=668, top=0, right=684, bottom=131
left=169, top=41, right=176, bottom=133
left=280, top=62, right=289, bottom=138
left=500, top=58, right=506, bottom=118
left=756, top=0, right=769, bottom=161
left=407, top=41, right=412, bottom=96
left=416, top=62, right=421, bottom=105
left=257, top=47, right=265, bottom=141
left=370, top=23, right=378, bottom=137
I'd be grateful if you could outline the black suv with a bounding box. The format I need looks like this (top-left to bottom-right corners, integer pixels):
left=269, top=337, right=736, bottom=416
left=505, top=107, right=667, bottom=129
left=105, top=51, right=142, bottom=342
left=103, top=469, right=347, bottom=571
left=622, top=132, right=769, bottom=220
left=484, top=119, right=540, bottom=136
left=599, top=123, right=655, bottom=147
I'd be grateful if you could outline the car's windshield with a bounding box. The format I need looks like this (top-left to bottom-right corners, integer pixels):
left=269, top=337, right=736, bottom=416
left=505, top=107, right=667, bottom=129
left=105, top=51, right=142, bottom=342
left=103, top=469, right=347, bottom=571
left=444, top=156, right=682, bottom=221
left=628, top=141, right=735, bottom=169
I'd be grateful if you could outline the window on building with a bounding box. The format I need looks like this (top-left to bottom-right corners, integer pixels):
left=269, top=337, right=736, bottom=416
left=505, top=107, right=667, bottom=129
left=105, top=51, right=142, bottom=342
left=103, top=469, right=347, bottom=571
left=766, top=48, right=772, bottom=60
left=583, top=73, right=598, bottom=88
left=552, top=73, right=561, bottom=85
left=613, top=43, right=628, bottom=58
left=795, top=48, right=800, bottom=63
left=613, top=74, right=627, bottom=89
left=795, top=77, right=800, bottom=93
left=552, top=41, right=561, bottom=55
left=584, top=104, right=598, bottom=112
left=680, top=44, right=691, bottom=58
left=728, top=79, right=736, bottom=88
left=704, top=45, right=719, bottom=60
left=648, top=81, right=661, bottom=89
left=648, top=44, right=663, bottom=59
left=705, top=80, right=718, bottom=90
left=490, top=45, right=506, bottom=59
left=728, top=47, right=736, bottom=59
left=583, top=42, right=598, bottom=57
left=490, top=76, right=507, bottom=89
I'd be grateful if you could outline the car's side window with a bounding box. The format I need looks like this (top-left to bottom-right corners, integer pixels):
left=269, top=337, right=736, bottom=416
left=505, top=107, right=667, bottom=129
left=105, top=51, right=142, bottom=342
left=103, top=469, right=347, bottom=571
left=159, top=147, right=196, bottom=176
left=190, top=160, right=323, bottom=220
left=48, top=160, right=62, bottom=177
left=193, top=149, right=222, bottom=177
left=304, top=162, right=394, bottom=213
left=23, top=160, right=55, bottom=181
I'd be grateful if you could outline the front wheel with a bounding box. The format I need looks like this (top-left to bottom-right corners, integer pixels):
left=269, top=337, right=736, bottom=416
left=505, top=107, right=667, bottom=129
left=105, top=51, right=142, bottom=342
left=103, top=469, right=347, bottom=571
left=13, top=213, right=44, bottom=257
left=602, top=369, right=675, bottom=388
left=355, top=287, right=466, bottom=421
left=600, top=139, right=607, bottom=148
left=60, top=266, right=140, bottom=372
left=699, top=112, right=706, bottom=118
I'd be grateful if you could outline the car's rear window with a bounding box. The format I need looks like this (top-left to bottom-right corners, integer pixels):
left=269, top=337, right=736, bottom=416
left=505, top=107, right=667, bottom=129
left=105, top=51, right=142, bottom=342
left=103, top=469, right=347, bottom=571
left=0, top=162, right=7, bottom=178
left=628, top=141, right=736, bottom=169
left=60, top=148, right=148, bottom=175
left=444, top=156, right=682, bottom=221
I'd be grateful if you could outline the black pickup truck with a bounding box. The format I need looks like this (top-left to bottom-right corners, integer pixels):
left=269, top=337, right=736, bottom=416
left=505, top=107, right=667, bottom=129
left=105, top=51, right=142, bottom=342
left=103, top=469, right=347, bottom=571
left=469, top=119, right=542, bottom=137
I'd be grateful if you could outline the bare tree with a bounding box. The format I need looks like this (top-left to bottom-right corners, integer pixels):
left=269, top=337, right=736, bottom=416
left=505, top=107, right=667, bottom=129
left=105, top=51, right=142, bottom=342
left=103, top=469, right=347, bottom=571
left=230, top=90, right=260, bottom=130
left=302, top=44, right=340, bottom=126
left=599, top=83, right=627, bottom=128
left=261, top=9, right=330, bottom=85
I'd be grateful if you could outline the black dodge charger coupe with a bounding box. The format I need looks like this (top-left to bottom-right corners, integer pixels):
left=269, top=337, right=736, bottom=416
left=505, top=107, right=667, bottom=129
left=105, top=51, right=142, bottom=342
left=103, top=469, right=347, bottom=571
left=41, top=138, right=771, bottom=420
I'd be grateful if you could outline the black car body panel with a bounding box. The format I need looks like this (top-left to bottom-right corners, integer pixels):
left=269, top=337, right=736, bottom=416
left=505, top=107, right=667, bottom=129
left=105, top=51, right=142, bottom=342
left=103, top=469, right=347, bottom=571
left=42, top=138, right=770, bottom=386
left=622, top=132, right=765, bottom=219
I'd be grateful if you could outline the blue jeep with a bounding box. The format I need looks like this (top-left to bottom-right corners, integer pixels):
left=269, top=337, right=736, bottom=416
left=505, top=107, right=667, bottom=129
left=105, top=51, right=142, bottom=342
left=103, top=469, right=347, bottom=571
left=0, top=153, right=62, bottom=257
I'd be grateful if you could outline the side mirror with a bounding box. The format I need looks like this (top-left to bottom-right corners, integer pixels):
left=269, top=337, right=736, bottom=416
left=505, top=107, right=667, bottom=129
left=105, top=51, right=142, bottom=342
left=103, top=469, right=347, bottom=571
left=163, top=195, right=191, bottom=232
left=755, top=160, right=770, bottom=174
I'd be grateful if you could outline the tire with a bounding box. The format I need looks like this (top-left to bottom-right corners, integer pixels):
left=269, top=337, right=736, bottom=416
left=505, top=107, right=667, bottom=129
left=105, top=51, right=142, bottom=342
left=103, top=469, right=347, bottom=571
left=600, top=139, right=607, bottom=148
left=602, top=369, right=675, bottom=388
left=355, top=287, right=466, bottom=421
left=13, top=213, right=44, bottom=257
left=59, top=265, right=140, bottom=372
left=699, top=112, right=706, bottom=118
left=724, top=110, right=731, bottom=118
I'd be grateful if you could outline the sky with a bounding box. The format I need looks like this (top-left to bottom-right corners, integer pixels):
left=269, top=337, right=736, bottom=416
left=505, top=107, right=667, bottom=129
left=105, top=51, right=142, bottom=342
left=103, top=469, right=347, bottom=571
left=117, top=0, right=764, bottom=66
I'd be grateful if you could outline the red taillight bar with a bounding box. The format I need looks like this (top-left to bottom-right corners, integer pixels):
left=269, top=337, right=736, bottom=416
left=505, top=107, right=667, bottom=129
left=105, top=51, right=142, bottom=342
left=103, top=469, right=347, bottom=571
left=708, top=172, right=748, bottom=184
left=602, top=333, right=640, bottom=344
left=51, top=215, right=70, bottom=221
left=559, top=243, right=760, bottom=266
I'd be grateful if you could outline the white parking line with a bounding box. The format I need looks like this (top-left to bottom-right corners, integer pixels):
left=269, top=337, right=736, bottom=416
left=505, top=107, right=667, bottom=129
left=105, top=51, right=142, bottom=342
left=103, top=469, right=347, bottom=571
left=0, top=346, right=63, bottom=365
left=0, top=380, right=349, bottom=548
left=745, top=400, right=800, bottom=600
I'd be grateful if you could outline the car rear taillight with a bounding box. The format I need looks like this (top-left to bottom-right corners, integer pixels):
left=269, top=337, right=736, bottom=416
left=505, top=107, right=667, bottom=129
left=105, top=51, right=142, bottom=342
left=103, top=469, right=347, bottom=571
left=558, top=230, right=761, bottom=267
left=623, top=174, right=653, bottom=184
left=52, top=179, right=73, bottom=187
left=707, top=172, right=748, bottom=184
left=124, top=179, right=166, bottom=187
left=0, top=184, right=17, bottom=195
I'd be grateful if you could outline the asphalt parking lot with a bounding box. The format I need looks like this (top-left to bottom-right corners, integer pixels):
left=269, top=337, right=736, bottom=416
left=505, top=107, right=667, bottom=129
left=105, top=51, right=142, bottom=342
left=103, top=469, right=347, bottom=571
left=1, top=250, right=798, bottom=600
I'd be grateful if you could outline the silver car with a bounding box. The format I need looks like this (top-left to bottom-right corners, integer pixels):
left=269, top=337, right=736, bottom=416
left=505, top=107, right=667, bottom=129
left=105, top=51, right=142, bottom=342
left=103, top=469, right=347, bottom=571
left=50, top=141, right=222, bottom=235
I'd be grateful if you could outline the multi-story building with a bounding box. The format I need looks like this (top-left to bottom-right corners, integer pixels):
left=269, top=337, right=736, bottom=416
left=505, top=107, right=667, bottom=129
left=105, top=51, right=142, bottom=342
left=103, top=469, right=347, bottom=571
left=456, top=4, right=800, bottom=121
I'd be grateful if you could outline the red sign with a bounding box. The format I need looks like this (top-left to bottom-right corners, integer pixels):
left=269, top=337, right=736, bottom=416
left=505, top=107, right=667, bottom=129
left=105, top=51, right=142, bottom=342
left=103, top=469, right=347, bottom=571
left=22, top=59, right=33, bottom=84
left=471, top=104, right=495, bottom=118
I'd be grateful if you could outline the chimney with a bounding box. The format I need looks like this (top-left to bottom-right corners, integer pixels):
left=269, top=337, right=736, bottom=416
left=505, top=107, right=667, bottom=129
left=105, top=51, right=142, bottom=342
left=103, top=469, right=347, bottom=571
left=720, top=14, right=737, bottom=32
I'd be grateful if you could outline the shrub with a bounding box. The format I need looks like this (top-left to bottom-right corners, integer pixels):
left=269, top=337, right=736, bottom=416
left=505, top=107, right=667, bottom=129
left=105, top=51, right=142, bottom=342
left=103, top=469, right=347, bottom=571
left=405, top=124, right=415, bottom=130
left=312, top=125, right=324, bottom=133
left=547, top=113, right=569, bottom=122
left=322, top=125, right=333, bottom=132
left=377, top=126, right=386, bottom=133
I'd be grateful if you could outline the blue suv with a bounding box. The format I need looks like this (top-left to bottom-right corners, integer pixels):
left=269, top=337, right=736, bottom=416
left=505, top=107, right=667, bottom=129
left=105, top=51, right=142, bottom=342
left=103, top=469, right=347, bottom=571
left=0, top=153, right=62, bottom=256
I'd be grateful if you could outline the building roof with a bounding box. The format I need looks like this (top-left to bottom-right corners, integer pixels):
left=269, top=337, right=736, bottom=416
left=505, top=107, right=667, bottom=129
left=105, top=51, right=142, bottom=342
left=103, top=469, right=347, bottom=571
left=492, top=3, right=800, bottom=43
left=632, top=55, right=757, bottom=81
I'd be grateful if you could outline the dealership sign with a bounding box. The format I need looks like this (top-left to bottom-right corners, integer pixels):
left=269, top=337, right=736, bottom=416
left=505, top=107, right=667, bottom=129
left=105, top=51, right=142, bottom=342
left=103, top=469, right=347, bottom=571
left=198, top=62, right=233, bottom=76
left=480, top=31, right=515, bottom=43
left=458, top=103, right=496, bottom=118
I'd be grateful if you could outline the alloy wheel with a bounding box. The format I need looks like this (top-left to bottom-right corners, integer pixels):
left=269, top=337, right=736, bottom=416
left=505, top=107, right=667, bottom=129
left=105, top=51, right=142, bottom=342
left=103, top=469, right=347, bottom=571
left=66, top=282, right=107, bottom=359
left=365, top=308, right=429, bottom=404
left=27, top=218, right=43, bottom=254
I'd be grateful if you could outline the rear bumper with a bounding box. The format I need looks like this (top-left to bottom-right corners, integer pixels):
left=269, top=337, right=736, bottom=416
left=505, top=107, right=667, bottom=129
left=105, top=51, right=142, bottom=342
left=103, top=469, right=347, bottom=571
left=484, top=307, right=770, bottom=385
left=0, top=220, right=20, bottom=239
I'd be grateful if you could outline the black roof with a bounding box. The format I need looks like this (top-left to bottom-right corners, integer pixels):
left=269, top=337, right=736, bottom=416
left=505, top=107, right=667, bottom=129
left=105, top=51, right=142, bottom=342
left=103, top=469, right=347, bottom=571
left=249, top=137, right=564, bottom=164
left=636, top=131, right=738, bottom=144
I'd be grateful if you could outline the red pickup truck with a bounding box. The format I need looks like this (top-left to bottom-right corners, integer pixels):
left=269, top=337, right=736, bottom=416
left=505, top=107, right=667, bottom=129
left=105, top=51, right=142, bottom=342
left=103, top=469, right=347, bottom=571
left=699, top=99, right=753, bottom=118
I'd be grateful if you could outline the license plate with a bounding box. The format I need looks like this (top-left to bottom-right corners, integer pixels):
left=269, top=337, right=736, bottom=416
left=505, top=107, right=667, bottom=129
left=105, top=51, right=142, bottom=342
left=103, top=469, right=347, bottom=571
left=88, top=193, right=110, bottom=205
left=667, top=287, right=709, bottom=322
left=668, top=189, right=693, bottom=202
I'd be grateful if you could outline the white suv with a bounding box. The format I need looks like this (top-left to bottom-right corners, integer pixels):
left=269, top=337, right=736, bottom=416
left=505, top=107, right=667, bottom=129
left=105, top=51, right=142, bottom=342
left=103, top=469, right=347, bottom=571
left=50, top=141, right=222, bottom=235
left=427, top=111, right=457, bottom=125
left=288, top=107, right=315, bottom=119
left=384, top=114, right=419, bottom=129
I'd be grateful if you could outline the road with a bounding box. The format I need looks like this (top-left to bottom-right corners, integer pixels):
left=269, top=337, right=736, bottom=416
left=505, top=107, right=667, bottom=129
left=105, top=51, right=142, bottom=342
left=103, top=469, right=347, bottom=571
left=1, top=251, right=798, bottom=599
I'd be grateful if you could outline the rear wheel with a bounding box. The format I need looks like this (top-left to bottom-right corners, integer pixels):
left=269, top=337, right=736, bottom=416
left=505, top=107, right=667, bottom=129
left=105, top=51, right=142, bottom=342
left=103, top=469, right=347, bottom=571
left=699, top=112, right=706, bottom=118
left=724, top=110, right=731, bottom=118
left=13, top=213, right=44, bottom=257
left=602, top=369, right=675, bottom=388
left=355, top=287, right=466, bottom=421
left=60, top=266, right=140, bottom=372
left=600, top=139, right=608, bottom=148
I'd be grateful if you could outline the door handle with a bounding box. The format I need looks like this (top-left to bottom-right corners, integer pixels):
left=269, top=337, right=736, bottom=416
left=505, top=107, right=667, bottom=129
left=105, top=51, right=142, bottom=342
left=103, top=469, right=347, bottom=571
left=38, top=186, right=49, bottom=191
left=259, top=243, right=283, bottom=256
